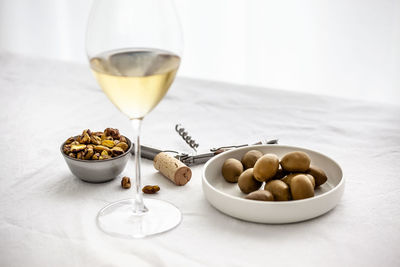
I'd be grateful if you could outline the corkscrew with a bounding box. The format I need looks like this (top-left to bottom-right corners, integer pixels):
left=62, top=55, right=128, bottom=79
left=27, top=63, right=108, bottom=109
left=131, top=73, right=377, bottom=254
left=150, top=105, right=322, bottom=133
left=132, top=140, right=278, bottom=166
left=175, top=124, right=199, bottom=152
left=131, top=122, right=278, bottom=165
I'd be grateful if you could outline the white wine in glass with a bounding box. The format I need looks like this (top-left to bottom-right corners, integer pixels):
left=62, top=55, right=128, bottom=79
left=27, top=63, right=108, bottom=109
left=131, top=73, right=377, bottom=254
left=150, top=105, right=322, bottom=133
left=86, top=0, right=183, bottom=238
left=90, top=49, right=180, bottom=119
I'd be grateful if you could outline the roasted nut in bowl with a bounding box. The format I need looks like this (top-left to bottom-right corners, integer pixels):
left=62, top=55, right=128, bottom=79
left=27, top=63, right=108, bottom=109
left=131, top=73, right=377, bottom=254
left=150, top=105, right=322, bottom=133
left=60, top=137, right=132, bottom=183
left=202, top=145, right=344, bottom=224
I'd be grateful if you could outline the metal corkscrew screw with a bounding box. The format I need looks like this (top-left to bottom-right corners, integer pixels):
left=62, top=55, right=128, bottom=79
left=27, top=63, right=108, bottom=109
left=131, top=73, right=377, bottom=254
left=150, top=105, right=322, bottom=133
left=175, top=124, right=199, bottom=152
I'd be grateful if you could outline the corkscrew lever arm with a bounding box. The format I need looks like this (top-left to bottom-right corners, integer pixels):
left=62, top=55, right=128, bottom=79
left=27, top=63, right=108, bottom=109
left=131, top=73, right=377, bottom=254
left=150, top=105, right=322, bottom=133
left=132, top=139, right=278, bottom=166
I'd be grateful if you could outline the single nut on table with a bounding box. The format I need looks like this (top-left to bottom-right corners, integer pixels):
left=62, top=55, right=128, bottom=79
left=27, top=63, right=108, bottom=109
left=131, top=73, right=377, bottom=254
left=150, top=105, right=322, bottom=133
left=221, top=158, right=243, bottom=183
left=238, top=168, right=262, bottom=194
left=142, top=185, right=160, bottom=194
left=306, top=166, right=328, bottom=187
left=121, top=176, right=131, bottom=189
left=264, top=180, right=291, bottom=201
left=241, top=150, right=263, bottom=169
left=253, top=153, right=279, bottom=182
left=245, top=190, right=274, bottom=201
left=290, top=174, right=315, bottom=200
left=280, top=151, right=311, bottom=172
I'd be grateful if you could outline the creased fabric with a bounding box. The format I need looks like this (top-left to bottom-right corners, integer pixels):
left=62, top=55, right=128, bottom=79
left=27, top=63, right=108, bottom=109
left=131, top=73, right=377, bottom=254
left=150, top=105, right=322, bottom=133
left=0, top=53, right=399, bottom=267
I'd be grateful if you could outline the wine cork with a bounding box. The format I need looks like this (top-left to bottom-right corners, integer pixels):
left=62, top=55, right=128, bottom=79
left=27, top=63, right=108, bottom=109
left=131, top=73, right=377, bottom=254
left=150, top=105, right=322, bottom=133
left=153, top=152, right=192, bottom=186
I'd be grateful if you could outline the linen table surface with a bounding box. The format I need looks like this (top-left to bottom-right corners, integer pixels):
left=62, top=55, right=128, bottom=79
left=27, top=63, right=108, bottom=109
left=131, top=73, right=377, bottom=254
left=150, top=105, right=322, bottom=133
left=0, top=53, right=399, bottom=267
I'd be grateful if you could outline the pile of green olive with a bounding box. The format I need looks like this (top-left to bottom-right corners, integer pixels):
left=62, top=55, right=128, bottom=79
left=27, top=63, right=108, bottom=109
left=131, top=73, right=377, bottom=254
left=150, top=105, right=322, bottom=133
left=221, top=150, right=328, bottom=201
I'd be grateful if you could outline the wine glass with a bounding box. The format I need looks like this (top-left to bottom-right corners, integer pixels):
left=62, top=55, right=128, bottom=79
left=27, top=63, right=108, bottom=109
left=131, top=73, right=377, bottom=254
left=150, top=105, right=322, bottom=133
left=86, top=0, right=183, bottom=238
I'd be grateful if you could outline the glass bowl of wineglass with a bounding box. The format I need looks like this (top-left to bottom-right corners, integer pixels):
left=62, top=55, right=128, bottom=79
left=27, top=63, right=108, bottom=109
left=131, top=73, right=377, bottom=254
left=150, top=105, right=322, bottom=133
left=86, top=0, right=183, bottom=238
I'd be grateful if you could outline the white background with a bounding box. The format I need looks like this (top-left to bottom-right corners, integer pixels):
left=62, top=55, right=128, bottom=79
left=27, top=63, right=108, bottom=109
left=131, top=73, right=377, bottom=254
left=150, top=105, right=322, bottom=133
left=0, top=0, right=399, bottom=105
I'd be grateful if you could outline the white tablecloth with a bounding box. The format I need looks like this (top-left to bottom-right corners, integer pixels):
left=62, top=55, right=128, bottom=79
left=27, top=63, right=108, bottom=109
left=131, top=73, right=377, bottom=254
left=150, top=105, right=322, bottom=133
left=1, top=53, right=399, bottom=267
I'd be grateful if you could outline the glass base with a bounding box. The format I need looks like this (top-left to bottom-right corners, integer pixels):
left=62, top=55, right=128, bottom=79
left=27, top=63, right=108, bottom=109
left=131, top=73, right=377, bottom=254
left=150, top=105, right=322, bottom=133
left=97, top=198, right=181, bottom=238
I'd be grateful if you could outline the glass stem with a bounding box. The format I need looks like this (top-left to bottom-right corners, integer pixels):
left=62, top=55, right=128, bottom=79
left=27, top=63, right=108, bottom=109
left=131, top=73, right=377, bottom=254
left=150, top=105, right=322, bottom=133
left=131, top=118, right=147, bottom=213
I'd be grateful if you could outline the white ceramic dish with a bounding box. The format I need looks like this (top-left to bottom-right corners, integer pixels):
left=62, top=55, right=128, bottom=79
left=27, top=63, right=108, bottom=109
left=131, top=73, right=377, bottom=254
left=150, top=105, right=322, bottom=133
left=202, top=145, right=344, bottom=224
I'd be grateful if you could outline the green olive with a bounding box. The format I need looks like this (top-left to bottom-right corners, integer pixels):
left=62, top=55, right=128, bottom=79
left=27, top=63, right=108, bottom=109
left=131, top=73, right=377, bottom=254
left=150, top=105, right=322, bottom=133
left=253, top=154, right=279, bottom=182
left=290, top=174, right=315, bottom=200
left=221, top=158, right=243, bottom=183
left=306, top=166, right=328, bottom=187
left=264, top=180, right=291, bottom=201
left=245, top=190, right=274, bottom=201
left=241, top=150, right=263, bottom=169
left=280, top=151, right=311, bottom=172
left=282, top=173, right=315, bottom=188
left=238, top=168, right=262, bottom=194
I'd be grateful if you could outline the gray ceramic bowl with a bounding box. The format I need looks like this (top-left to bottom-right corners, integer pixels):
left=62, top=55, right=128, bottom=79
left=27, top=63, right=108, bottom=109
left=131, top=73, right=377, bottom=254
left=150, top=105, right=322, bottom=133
left=60, top=137, right=132, bottom=183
